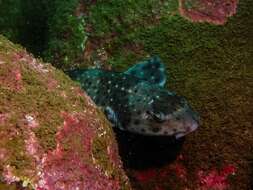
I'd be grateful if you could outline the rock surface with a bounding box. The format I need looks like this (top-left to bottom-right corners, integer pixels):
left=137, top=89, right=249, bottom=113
left=0, top=35, right=131, bottom=190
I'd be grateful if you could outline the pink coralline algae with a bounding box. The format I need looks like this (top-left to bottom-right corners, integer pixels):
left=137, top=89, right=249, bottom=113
left=12, top=52, right=49, bottom=74
left=0, top=66, right=23, bottom=91
left=2, top=165, right=21, bottom=184
left=14, top=69, right=22, bottom=81
left=25, top=115, right=40, bottom=129
left=0, top=148, right=8, bottom=160
left=0, top=113, right=10, bottom=125
left=24, top=130, right=41, bottom=162
left=12, top=68, right=23, bottom=90
left=37, top=112, right=121, bottom=190
left=46, top=78, right=59, bottom=90
left=197, top=165, right=236, bottom=190
left=179, top=0, right=238, bottom=25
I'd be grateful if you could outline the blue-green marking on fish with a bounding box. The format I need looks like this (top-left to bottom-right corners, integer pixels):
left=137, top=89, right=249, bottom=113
left=67, top=56, right=199, bottom=139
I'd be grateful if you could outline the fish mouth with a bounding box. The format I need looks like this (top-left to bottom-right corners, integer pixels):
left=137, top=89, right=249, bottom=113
left=174, top=119, right=199, bottom=139
left=175, top=132, right=186, bottom=139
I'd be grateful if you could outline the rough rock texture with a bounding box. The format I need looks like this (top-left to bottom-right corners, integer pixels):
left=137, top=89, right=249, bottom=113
left=0, top=35, right=131, bottom=190
left=179, top=0, right=238, bottom=25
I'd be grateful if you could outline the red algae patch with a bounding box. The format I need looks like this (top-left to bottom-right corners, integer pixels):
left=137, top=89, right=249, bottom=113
left=2, top=165, right=21, bottom=184
left=0, top=65, right=23, bottom=91
left=0, top=113, right=10, bottom=125
left=134, top=169, right=157, bottom=183
left=46, top=78, right=59, bottom=91
left=12, top=51, right=49, bottom=74
left=25, top=115, right=40, bottom=129
left=37, top=112, right=121, bottom=190
left=179, top=0, right=238, bottom=25
left=197, top=165, right=236, bottom=190
left=131, top=154, right=237, bottom=190
left=24, top=129, right=42, bottom=162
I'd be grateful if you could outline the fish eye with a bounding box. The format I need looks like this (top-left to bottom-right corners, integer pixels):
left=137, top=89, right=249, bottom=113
left=146, top=110, right=151, bottom=115
left=146, top=111, right=164, bottom=123
left=146, top=110, right=153, bottom=117
left=152, top=114, right=164, bottom=123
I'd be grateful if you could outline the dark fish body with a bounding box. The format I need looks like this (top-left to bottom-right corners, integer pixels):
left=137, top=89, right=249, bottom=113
left=68, top=56, right=199, bottom=138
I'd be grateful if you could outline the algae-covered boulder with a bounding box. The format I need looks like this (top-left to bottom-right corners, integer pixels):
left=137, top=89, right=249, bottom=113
left=0, top=35, right=131, bottom=190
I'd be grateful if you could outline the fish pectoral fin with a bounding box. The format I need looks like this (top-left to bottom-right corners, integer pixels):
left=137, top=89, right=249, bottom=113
left=104, top=106, right=121, bottom=128
left=124, top=56, right=167, bottom=87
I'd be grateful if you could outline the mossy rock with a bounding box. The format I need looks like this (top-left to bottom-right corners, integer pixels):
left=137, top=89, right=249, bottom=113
left=0, top=35, right=131, bottom=190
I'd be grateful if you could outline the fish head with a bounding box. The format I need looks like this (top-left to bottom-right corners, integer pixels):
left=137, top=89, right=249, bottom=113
left=128, top=85, right=199, bottom=139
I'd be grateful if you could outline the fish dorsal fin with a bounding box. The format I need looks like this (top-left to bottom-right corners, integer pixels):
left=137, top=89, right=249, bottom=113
left=124, top=56, right=166, bottom=87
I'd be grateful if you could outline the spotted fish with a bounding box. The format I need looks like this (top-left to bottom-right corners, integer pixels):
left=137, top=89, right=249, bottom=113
left=67, top=56, right=199, bottom=139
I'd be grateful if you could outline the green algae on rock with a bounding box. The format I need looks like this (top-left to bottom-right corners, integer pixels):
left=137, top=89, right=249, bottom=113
left=0, top=35, right=131, bottom=190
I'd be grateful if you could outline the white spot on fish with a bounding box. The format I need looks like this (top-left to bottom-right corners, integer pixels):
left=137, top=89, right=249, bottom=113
left=148, top=99, right=154, bottom=105
left=115, top=84, right=119, bottom=88
left=108, top=80, right=112, bottom=84
left=128, top=89, right=133, bottom=93
left=107, top=89, right=111, bottom=93
left=121, top=87, right=125, bottom=91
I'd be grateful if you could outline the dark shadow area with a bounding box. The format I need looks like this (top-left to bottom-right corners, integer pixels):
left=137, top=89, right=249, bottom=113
left=0, top=0, right=51, bottom=57
left=114, top=128, right=185, bottom=169
left=250, top=158, right=253, bottom=190
left=18, top=0, right=51, bottom=56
